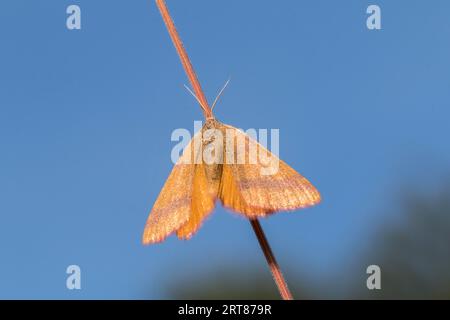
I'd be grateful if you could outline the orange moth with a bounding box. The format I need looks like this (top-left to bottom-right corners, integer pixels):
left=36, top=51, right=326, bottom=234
left=142, top=116, right=321, bottom=243
left=144, top=0, right=321, bottom=300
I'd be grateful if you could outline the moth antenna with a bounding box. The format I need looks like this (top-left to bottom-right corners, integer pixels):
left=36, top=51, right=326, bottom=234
left=211, top=78, right=231, bottom=111
left=183, top=84, right=210, bottom=115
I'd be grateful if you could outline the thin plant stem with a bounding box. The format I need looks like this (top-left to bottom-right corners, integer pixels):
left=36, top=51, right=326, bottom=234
left=155, top=0, right=293, bottom=300
left=155, top=0, right=212, bottom=119
left=250, top=219, right=294, bottom=300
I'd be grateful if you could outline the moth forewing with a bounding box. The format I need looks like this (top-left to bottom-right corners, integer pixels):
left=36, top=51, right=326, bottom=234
left=176, top=163, right=216, bottom=239
left=142, top=138, right=198, bottom=244
left=220, top=124, right=321, bottom=215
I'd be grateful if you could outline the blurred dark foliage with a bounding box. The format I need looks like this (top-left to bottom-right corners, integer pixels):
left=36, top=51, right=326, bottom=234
left=167, top=266, right=318, bottom=300
left=165, top=183, right=450, bottom=299
left=360, top=185, right=450, bottom=299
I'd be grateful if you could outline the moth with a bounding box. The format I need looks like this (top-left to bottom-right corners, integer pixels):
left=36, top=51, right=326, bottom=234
left=142, top=106, right=321, bottom=244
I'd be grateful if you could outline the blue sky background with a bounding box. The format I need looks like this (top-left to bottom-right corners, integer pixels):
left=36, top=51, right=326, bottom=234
left=1, top=0, right=450, bottom=298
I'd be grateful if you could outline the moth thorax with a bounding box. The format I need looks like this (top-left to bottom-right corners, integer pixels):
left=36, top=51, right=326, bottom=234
left=204, top=163, right=223, bottom=182
left=204, top=118, right=219, bottom=129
